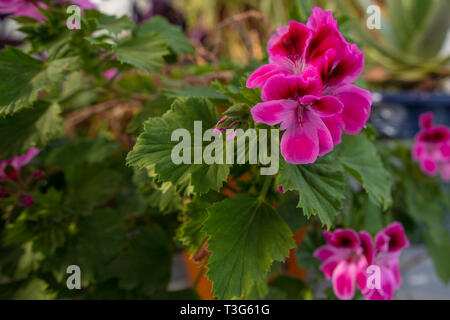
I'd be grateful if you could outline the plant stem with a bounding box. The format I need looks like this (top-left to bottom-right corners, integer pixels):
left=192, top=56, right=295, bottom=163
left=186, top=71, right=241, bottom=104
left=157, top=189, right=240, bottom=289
left=258, top=175, right=273, bottom=202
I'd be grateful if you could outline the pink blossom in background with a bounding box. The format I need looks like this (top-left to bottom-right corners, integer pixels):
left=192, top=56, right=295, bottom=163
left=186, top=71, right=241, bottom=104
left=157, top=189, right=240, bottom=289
left=21, top=193, right=34, bottom=208
left=213, top=116, right=238, bottom=141
left=0, top=147, right=40, bottom=180
left=314, top=229, right=373, bottom=300
left=68, top=0, right=96, bottom=10
left=0, top=0, right=96, bottom=21
left=412, top=112, right=450, bottom=182
left=247, top=7, right=372, bottom=164
left=359, top=222, right=409, bottom=300
left=0, top=0, right=46, bottom=21
left=315, top=222, right=409, bottom=300
left=102, top=68, right=121, bottom=81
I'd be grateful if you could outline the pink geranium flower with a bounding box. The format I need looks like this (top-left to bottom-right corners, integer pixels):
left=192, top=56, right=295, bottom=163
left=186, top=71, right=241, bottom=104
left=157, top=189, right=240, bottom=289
left=0, top=0, right=96, bottom=21
left=251, top=70, right=343, bottom=163
left=412, top=112, right=450, bottom=181
left=21, top=193, right=34, bottom=208
left=315, top=222, right=408, bottom=300
left=0, top=147, right=40, bottom=180
left=247, top=7, right=372, bottom=164
left=359, top=222, right=409, bottom=300
left=314, top=229, right=373, bottom=300
left=0, top=0, right=46, bottom=21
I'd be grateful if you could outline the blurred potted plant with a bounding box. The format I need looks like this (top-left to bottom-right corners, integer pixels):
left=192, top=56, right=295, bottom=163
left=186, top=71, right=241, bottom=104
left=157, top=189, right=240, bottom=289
left=339, top=0, right=450, bottom=138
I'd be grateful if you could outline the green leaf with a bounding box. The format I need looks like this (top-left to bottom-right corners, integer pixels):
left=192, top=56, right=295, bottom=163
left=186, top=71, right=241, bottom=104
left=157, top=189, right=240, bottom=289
left=204, top=196, right=295, bottom=299
left=127, top=97, right=230, bottom=194
left=425, top=231, right=450, bottom=284
left=0, top=47, right=78, bottom=115
left=0, top=278, right=56, bottom=300
left=113, top=32, right=169, bottom=74
left=163, top=86, right=228, bottom=103
left=177, top=192, right=224, bottom=254
left=49, top=209, right=127, bottom=283
left=108, top=227, right=172, bottom=295
left=46, top=137, right=119, bottom=168
left=96, top=14, right=134, bottom=36
left=0, top=101, right=63, bottom=159
left=140, top=16, right=194, bottom=55
left=337, top=134, right=392, bottom=209
left=278, top=154, right=346, bottom=228
left=133, top=167, right=183, bottom=213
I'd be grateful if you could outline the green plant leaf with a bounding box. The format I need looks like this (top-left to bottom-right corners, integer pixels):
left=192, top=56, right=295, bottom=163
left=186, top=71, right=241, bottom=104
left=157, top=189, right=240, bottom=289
left=278, top=154, right=346, bottom=228
left=112, top=32, right=169, bottom=74
left=108, top=227, right=172, bottom=295
left=0, top=101, right=63, bottom=159
left=337, top=134, right=391, bottom=209
left=204, top=196, right=295, bottom=299
left=96, top=14, right=134, bottom=36
left=127, top=97, right=230, bottom=194
left=177, top=192, right=224, bottom=254
left=0, top=47, right=78, bottom=115
left=425, top=231, right=450, bottom=284
left=140, top=16, right=194, bottom=55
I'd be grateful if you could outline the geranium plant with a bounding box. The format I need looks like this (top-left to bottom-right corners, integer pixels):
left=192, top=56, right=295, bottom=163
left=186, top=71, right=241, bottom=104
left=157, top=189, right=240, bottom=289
left=0, top=1, right=448, bottom=300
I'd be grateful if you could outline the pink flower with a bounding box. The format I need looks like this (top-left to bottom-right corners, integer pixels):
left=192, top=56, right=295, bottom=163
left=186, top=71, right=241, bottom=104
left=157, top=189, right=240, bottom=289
left=251, top=71, right=343, bottom=164
left=412, top=112, right=450, bottom=181
left=0, top=147, right=40, bottom=180
left=213, top=116, right=238, bottom=141
left=0, top=0, right=96, bottom=21
left=0, top=0, right=46, bottom=21
left=102, top=68, right=121, bottom=81
left=21, top=193, right=34, bottom=208
left=314, top=229, right=373, bottom=300
left=68, top=0, right=96, bottom=9
left=315, top=222, right=408, bottom=300
left=247, top=7, right=371, bottom=164
left=359, top=222, right=409, bottom=300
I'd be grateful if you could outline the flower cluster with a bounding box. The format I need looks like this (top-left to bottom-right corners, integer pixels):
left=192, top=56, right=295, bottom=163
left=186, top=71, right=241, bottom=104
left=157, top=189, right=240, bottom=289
left=412, top=112, right=450, bottom=182
left=314, top=222, right=409, bottom=300
left=247, top=7, right=372, bottom=164
left=0, top=0, right=95, bottom=21
left=0, top=147, right=41, bottom=208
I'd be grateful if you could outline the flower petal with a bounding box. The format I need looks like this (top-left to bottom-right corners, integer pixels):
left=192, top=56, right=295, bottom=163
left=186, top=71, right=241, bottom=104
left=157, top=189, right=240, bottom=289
left=246, top=64, right=288, bottom=88
left=302, top=95, right=343, bottom=118
left=332, top=261, right=357, bottom=300
left=262, top=74, right=321, bottom=101
left=419, top=112, right=433, bottom=129
left=333, top=85, right=372, bottom=135
left=250, top=100, right=298, bottom=130
left=359, top=231, right=374, bottom=266
left=322, top=116, right=343, bottom=145
left=268, top=21, right=312, bottom=64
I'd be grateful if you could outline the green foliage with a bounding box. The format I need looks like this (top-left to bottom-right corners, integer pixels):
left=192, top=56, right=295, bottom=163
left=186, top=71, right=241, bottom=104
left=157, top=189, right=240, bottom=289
left=112, top=32, right=169, bottom=74
left=0, top=101, right=63, bottom=158
left=127, top=97, right=230, bottom=194
left=279, top=154, right=346, bottom=228
left=0, top=47, right=78, bottom=116
left=140, top=16, right=195, bottom=55
left=337, top=133, right=391, bottom=209
left=204, top=196, right=295, bottom=299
